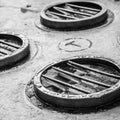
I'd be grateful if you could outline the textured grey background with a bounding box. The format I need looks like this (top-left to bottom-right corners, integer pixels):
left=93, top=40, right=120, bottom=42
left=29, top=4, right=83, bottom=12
left=0, top=0, right=120, bottom=119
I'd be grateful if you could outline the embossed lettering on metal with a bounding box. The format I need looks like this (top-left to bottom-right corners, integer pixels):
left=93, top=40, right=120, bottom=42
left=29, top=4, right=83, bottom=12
left=34, top=56, right=120, bottom=109
left=58, top=38, right=92, bottom=52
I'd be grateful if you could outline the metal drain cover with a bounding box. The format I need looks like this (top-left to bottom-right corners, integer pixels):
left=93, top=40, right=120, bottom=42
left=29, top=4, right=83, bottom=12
left=0, top=34, right=29, bottom=68
left=34, top=56, right=120, bottom=109
left=40, top=1, right=108, bottom=30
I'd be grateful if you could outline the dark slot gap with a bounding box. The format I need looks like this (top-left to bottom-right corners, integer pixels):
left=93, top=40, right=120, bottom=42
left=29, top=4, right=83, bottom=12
left=0, top=39, right=20, bottom=49
left=0, top=43, right=15, bottom=52
left=0, top=51, right=7, bottom=55
left=53, top=6, right=91, bottom=17
left=68, top=61, right=120, bottom=79
left=58, top=72, right=97, bottom=93
left=41, top=77, right=65, bottom=93
left=52, top=67, right=111, bottom=88
left=46, top=10, right=77, bottom=20
left=66, top=3, right=101, bottom=12
left=41, top=74, right=90, bottom=94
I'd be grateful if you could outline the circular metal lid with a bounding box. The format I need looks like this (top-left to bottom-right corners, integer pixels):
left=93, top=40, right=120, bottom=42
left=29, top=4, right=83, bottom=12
left=40, top=1, right=108, bottom=30
left=0, top=33, right=29, bottom=68
left=34, top=56, right=120, bottom=109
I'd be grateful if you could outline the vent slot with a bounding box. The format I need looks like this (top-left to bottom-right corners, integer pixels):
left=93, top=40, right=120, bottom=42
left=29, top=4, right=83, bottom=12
left=0, top=39, right=20, bottom=56
left=41, top=59, right=119, bottom=95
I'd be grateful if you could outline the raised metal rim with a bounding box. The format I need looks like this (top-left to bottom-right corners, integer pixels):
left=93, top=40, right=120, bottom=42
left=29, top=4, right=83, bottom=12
left=0, top=33, right=30, bottom=68
left=35, top=9, right=114, bottom=32
left=40, top=0, right=108, bottom=29
left=34, top=56, right=120, bottom=108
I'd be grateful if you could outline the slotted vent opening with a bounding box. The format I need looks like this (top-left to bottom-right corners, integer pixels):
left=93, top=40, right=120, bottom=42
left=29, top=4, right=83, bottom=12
left=0, top=34, right=22, bottom=56
left=41, top=59, right=120, bottom=95
left=40, top=1, right=109, bottom=30
left=0, top=34, right=29, bottom=68
left=34, top=57, right=120, bottom=109
left=46, top=2, right=101, bottom=20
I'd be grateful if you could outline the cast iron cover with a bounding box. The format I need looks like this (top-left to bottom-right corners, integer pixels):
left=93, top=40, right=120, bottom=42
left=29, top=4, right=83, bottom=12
left=0, top=34, right=29, bottom=68
left=34, top=56, right=120, bottom=109
left=40, top=1, right=108, bottom=30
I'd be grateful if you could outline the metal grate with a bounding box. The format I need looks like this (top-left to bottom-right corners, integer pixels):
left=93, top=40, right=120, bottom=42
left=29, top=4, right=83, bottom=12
left=0, top=37, right=21, bottom=56
left=40, top=1, right=108, bottom=30
left=34, top=57, right=120, bottom=109
left=41, top=59, right=119, bottom=94
left=46, top=3, right=101, bottom=20
left=0, top=34, right=29, bottom=68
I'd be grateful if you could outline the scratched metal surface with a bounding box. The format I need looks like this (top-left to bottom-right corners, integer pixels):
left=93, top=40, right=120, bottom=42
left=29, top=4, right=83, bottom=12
left=1, top=0, right=120, bottom=120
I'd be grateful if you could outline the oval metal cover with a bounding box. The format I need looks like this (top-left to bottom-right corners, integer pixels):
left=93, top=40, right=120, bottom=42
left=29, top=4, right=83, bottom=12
left=0, top=34, right=29, bottom=68
left=40, top=1, right=108, bottom=30
left=34, top=56, right=120, bottom=109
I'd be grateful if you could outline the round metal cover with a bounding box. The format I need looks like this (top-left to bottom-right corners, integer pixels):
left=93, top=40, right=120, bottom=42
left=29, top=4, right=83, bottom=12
left=0, top=34, right=29, bottom=68
left=40, top=1, right=108, bottom=30
left=34, top=56, right=120, bottom=109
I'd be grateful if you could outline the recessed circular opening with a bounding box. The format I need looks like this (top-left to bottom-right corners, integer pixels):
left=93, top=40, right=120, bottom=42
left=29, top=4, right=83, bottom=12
left=0, top=34, right=30, bottom=68
left=39, top=1, right=112, bottom=30
left=33, top=56, right=120, bottom=110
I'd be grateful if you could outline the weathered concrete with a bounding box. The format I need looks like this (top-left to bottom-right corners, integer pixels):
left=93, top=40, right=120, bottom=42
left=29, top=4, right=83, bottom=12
left=1, top=0, right=120, bottom=120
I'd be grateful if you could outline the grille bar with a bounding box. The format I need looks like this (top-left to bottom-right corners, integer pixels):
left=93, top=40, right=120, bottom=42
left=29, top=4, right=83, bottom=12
left=68, top=61, right=120, bottom=79
left=65, top=5, right=98, bottom=15
left=0, top=50, right=8, bottom=55
left=53, top=6, right=91, bottom=17
left=50, top=8, right=77, bottom=18
left=67, top=3, right=100, bottom=12
left=52, top=67, right=111, bottom=88
left=45, top=80, right=66, bottom=92
left=58, top=72, right=97, bottom=93
left=58, top=72, right=79, bottom=84
left=41, top=74, right=91, bottom=94
left=0, top=40, right=20, bottom=49
left=0, top=46, right=12, bottom=55
left=46, top=11, right=79, bottom=20
left=0, top=43, right=15, bottom=52
left=46, top=11, right=62, bottom=19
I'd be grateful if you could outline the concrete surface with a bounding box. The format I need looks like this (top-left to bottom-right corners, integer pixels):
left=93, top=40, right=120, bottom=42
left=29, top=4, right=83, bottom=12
left=1, top=0, right=120, bottom=120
